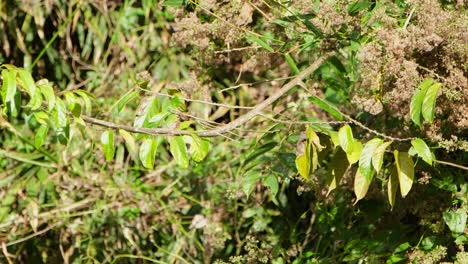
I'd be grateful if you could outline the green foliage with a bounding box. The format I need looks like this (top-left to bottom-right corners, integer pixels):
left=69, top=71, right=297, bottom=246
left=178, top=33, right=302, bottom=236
left=0, top=0, right=466, bottom=263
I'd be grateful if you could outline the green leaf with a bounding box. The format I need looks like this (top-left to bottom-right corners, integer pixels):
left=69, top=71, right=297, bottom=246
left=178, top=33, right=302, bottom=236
left=34, top=125, right=49, bottom=148
left=284, top=54, right=299, bottom=74
left=114, top=90, right=139, bottom=113
left=243, top=171, right=261, bottom=197
left=394, top=151, right=414, bottom=198
left=308, top=95, right=343, bottom=120
left=162, top=0, right=184, bottom=7
left=348, top=1, right=372, bottom=15
left=119, top=130, right=137, bottom=157
left=33, top=111, right=49, bottom=125
left=17, top=69, right=36, bottom=97
left=247, top=34, right=274, bottom=52
left=411, top=138, right=433, bottom=165
left=421, top=82, right=441, bottom=123
left=169, top=136, right=189, bottom=168
left=100, top=130, right=115, bottom=161
left=354, top=169, right=372, bottom=204
left=139, top=138, right=159, bottom=169
left=388, top=166, right=398, bottom=209
left=443, top=209, right=467, bottom=234
left=27, top=89, right=43, bottom=110
left=372, top=141, right=392, bottom=173
left=1, top=69, right=17, bottom=112
left=327, top=130, right=340, bottom=147
left=186, top=134, right=210, bottom=163
left=53, top=98, right=68, bottom=129
left=263, top=175, right=279, bottom=197
left=326, top=148, right=349, bottom=196
left=410, top=79, right=432, bottom=127
left=39, top=84, right=55, bottom=111
left=358, top=138, right=383, bottom=180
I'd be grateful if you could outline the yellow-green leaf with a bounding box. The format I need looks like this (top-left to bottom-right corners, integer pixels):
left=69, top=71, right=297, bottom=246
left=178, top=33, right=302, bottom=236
left=354, top=169, right=372, bottom=205
left=139, top=138, right=159, bottom=169
left=388, top=166, right=398, bottom=209
left=1, top=69, right=17, bottom=113
left=34, top=125, right=48, bottom=148
left=358, top=138, right=383, bottom=180
left=17, top=69, right=36, bottom=97
left=422, top=82, right=441, bottom=123
left=186, top=134, right=210, bottom=163
left=100, top=130, right=115, bottom=161
left=295, top=154, right=310, bottom=179
left=410, top=138, right=433, bottom=165
left=394, top=151, right=414, bottom=198
left=119, top=130, right=137, bottom=157
left=169, top=136, right=189, bottom=168
left=347, top=139, right=362, bottom=164
left=339, top=125, right=354, bottom=153
left=39, top=84, right=55, bottom=111
left=372, top=141, right=392, bottom=173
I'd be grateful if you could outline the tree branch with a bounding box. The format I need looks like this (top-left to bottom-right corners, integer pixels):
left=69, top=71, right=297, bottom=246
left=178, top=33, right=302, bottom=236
left=82, top=53, right=332, bottom=137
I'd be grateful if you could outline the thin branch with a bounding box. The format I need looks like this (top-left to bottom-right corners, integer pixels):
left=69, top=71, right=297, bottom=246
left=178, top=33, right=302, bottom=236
left=6, top=222, right=60, bottom=247
left=434, top=160, right=468, bottom=171
left=219, top=75, right=296, bottom=93
left=82, top=53, right=332, bottom=137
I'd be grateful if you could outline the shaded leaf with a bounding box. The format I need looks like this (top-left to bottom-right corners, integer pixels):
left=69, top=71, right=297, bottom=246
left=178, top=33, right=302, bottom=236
left=119, top=130, right=137, bottom=157
left=308, top=95, right=343, bottom=120
left=263, top=175, right=279, bottom=197
left=100, top=130, right=115, bottom=161
left=394, top=151, right=414, bottom=198
left=115, top=90, right=139, bottom=113
left=388, top=166, right=398, bottom=209
left=247, top=34, right=274, bottom=52
left=243, top=170, right=261, bottom=197
left=443, top=209, right=467, bottom=234
left=284, top=54, right=299, bottom=74
left=411, top=138, right=433, bottom=165
left=169, top=136, right=189, bottom=168
left=139, top=138, right=159, bottom=169
left=326, top=148, right=349, bottom=196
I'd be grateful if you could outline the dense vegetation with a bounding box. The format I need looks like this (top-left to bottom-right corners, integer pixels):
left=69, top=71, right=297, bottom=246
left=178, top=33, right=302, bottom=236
left=0, top=0, right=467, bottom=263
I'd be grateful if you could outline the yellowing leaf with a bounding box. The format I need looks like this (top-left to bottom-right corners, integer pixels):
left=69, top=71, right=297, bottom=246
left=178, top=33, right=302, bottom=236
left=388, top=166, right=398, bottom=209
left=372, top=141, right=392, bottom=173
left=347, top=139, right=362, bottom=164
left=354, top=169, right=372, bottom=205
left=411, top=138, right=433, bottom=165
left=295, top=154, right=310, bottom=179
left=358, top=138, right=383, bottom=180
left=394, top=151, right=414, bottom=198
left=307, top=127, right=324, bottom=151
left=119, top=130, right=137, bottom=157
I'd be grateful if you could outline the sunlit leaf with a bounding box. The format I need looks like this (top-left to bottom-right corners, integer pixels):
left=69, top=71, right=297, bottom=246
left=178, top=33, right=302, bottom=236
left=358, top=138, right=383, bottom=180
left=295, top=153, right=310, bottom=179
left=186, top=134, right=210, bottom=163
left=372, top=141, right=392, bottom=173
left=17, top=69, right=36, bottom=97
left=263, top=175, right=279, bottom=197
left=53, top=98, right=68, bottom=129
left=410, top=79, right=432, bottom=127
left=139, top=138, right=159, bottom=169
left=1, top=69, right=17, bottom=113
left=422, top=82, right=441, bottom=123
left=169, top=136, right=189, bottom=168
left=326, top=149, right=349, bottom=196
left=347, top=139, right=362, bottom=164
left=394, top=151, right=414, bottom=198
left=410, top=138, right=433, bottom=165
left=34, top=125, right=49, bottom=148
left=354, top=169, right=372, bottom=205
left=33, top=111, right=49, bottom=125
left=339, top=125, right=354, bottom=153
left=39, top=84, right=55, bottom=111
left=388, top=166, right=398, bottom=209
left=307, top=126, right=324, bottom=151
left=100, top=130, right=115, bottom=161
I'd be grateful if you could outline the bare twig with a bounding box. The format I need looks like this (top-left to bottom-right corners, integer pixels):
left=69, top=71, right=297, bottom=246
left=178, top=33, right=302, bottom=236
left=434, top=160, right=468, bottom=171
left=82, top=53, right=332, bottom=137
left=6, top=222, right=60, bottom=247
